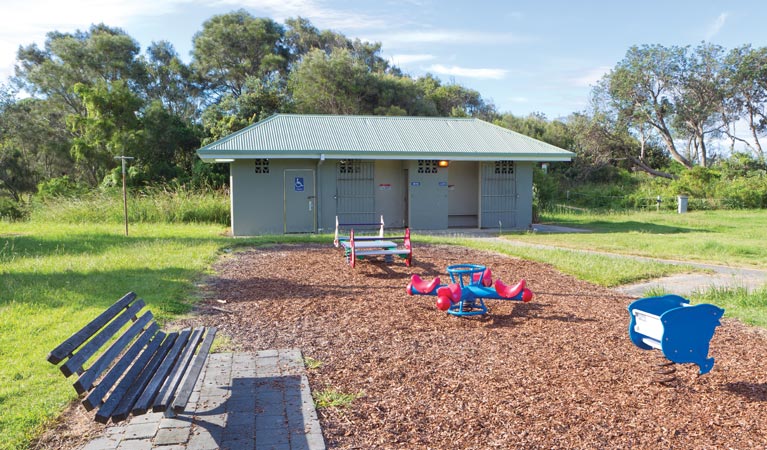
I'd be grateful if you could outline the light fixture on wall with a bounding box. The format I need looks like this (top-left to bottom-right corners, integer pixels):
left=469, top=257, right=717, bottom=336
left=438, top=160, right=449, bottom=167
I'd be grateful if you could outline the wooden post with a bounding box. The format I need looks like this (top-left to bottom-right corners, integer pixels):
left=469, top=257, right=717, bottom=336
left=114, top=156, right=134, bottom=236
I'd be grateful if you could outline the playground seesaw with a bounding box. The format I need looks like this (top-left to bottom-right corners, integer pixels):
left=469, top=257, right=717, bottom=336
left=406, top=264, right=533, bottom=317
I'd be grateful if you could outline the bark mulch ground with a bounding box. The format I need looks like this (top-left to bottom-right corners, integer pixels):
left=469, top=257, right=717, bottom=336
left=35, top=243, right=767, bottom=449
left=193, top=243, right=767, bottom=449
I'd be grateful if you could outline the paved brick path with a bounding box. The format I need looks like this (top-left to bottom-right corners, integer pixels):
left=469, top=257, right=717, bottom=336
left=81, top=349, right=325, bottom=450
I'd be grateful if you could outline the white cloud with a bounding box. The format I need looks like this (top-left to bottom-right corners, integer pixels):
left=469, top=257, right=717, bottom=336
left=509, top=96, right=528, bottom=103
left=570, top=65, right=611, bottom=87
left=427, top=64, right=508, bottom=80
left=372, top=30, right=530, bottom=46
left=389, top=54, right=435, bottom=65
left=705, top=12, right=729, bottom=40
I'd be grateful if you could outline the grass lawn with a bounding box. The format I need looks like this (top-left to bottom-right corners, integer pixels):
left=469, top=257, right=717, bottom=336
left=514, top=209, right=767, bottom=269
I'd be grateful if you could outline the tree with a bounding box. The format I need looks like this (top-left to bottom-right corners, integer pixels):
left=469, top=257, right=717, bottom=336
left=142, top=41, right=200, bottom=122
left=201, top=74, right=288, bottom=143
left=67, top=80, right=143, bottom=185
left=599, top=44, right=694, bottom=169
left=15, top=24, right=144, bottom=116
left=192, top=11, right=287, bottom=99
left=722, top=45, right=767, bottom=161
left=672, top=43, right=727, bottom=167
left=137, top=100, right=200, bottom=182
left=288, top=48, right=375, bottom=114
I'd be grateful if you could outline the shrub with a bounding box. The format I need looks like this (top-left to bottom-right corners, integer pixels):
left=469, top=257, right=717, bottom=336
left=0, top=197, right=27, bottom=220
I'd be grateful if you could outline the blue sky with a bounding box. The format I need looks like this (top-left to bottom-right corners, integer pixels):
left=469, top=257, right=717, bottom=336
left=2, top=0, right=767, bottom=119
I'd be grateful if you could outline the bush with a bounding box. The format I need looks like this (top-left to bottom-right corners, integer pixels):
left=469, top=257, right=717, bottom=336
left=36, top=176, right=89, bottom=199
left=0, top=198, right=27, bottom=220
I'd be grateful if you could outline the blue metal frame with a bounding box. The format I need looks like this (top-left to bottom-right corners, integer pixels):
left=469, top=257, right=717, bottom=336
left=446, top=264, right=488, bottom=316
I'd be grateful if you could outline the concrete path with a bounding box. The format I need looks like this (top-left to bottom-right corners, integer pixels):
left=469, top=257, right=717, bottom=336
left=81, top=349, right=325, bottom=450
left=614, top=261, right=767, bottom=297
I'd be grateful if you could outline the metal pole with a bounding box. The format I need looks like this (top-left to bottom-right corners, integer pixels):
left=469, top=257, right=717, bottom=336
left=114, top=156, right=134, bottom=236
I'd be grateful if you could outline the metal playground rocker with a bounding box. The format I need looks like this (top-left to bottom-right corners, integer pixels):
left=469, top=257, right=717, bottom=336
left=407, top=264, right=533, bottom=317
left=628, top=294, right=724, bottom=384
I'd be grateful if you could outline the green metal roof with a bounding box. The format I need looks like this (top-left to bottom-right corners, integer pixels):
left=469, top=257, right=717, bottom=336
left=197, top=114, right=574, bottom=162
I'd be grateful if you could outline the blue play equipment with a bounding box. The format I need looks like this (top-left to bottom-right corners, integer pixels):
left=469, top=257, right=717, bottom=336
left=407, top=264, right=533, bottom=317
left=628, top=294, right=724, bottom=375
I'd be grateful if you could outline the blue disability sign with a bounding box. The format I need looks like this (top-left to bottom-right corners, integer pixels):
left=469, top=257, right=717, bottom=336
left=294, top=177, right=304, bottom=192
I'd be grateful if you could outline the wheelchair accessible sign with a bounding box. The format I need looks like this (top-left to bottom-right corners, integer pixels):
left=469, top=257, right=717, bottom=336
left=294, top=177, right=304, bottom=192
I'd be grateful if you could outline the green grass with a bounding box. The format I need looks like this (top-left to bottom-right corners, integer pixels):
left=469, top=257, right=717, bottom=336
left=304, top=356, right=323, bottom=370
left=312, top=388, right=363, bottom=409
left=0, top=220, right=327, bottom=450
left=520, top=209, right=767, bottom=269
left=416, top=235, right=695, bottom=287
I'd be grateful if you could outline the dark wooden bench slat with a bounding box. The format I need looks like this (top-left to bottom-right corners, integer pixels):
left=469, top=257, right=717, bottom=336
left=94, top=330, right=167, bottom=423
left=73, top=311, right=154, bottom=395
left=153, top=327, right=204, bottom=412
left=47, top=292, right=137, bottom=365
left=110, top=332, right=180, bottom=423
left=132, top=328, right=193, bottom=415
left=60, top=299, right=146, bottom=377
left=82, top=322, right=160, bottom=411
left=172, top=327, right=217, bottom=412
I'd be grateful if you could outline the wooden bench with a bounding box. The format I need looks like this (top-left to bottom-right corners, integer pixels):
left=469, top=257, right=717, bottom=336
left=47, top=292, right=217, bottom=424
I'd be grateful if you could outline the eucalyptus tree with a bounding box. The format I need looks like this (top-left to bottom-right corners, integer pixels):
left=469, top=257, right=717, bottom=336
left=672, top=43, right=728, bottom=167
left=722, top=45, right=767, bottom=161
left=598, top=44, right=694, bottom=169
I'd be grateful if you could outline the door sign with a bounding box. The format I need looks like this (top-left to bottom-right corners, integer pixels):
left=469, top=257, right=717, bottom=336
left=294, top=177, right=304, bottom=192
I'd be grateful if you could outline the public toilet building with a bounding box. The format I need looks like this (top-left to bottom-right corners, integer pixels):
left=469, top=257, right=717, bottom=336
left=196, top=114, right=574, bottom=236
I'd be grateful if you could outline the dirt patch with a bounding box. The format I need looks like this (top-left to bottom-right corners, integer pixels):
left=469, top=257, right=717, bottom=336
left=34, top=243, right=767, bottom=449
left=194, top=243, right=767, bottom=448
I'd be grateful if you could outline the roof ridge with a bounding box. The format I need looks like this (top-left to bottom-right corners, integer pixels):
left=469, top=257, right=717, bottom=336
left=275, top=113, right=477, bottom=121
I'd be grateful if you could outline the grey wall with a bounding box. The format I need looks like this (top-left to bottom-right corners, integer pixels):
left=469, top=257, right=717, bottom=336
left=406, top=160, right=448, bottom=229
left=230, top=159, right=319, bottom=236
left=229, top=158, right=535, bottom=235
left=374, top=160, right=406, bottom=228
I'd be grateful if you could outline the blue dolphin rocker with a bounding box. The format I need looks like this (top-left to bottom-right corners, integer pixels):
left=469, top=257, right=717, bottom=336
left=628, top=294, right=724, bottom=375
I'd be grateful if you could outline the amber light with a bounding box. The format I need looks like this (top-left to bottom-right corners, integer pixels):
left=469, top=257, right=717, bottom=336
left=438, top=160, right=449, bottom=167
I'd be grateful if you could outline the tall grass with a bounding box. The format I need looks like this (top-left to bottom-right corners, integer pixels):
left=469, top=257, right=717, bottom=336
left=31, top=187, right=229, bottom=225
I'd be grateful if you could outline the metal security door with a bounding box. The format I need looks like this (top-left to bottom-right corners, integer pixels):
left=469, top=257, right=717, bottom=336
left=480, top=161, right=517, bottom=229
left=284, top=169, right=315, bottom=233
left=335, top=160, right=375, bottom=225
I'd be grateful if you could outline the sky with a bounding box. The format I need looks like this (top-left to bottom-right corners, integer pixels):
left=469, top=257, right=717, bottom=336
left=2, top=0, right=767, bottom=120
